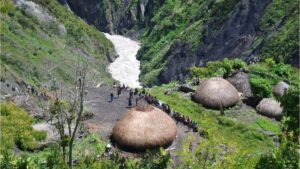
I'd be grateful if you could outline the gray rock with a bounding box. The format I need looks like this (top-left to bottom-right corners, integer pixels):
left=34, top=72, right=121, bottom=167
left=273, top=81, right=289, bottom=97
left=227, top=72, right=253, bottom=97
left=178, top=84, right=195, bottom=93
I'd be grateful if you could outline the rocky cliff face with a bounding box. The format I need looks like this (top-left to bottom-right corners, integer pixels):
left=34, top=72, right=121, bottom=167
left=60, top=0, right=299, bottom=86
left=60, top=0, right=163, bottom=37
left=159, top=0, right=272, bottom=84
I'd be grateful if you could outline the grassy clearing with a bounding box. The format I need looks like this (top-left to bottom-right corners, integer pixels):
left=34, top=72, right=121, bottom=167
left=148, top=83, right=280, bottom=168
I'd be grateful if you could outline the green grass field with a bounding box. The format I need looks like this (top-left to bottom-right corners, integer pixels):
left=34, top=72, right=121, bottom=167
left=148, top=83, right=281, bottom=168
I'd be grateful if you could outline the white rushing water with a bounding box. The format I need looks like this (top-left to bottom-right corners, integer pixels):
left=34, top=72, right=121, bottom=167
left=104, top=33, right=141, bottom=88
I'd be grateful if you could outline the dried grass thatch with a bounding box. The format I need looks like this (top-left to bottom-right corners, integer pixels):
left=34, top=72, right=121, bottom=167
left=226, top=72, right=253, bottom=97
left=256, top=98, right=283, bottom=119
left=193, top=78, right=240, bottom=109
left=273, top=81, right=289, bottom=97
left=112, top=105, right=177, bottom=150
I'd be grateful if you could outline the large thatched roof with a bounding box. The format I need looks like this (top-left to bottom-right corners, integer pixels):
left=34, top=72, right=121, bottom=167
left=112, top=105, right=177, bottom=150
left=273, top=81, right=289, bottom=97
left=256, top=98, right=283, bottom=119
left=193, top=78, right=240, bottom=109
left=226, top=72, right=253, bottom=97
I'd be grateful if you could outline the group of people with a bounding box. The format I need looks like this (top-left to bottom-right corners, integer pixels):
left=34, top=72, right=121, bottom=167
left=143, top=92, right=199, bottom=133
left=109, top=82, right=199, bottom=132
left=144, top=93, right=159, bottom=106
left=110, top=83, right=144, bottom=107
left=172, top=112, right=198, bottom=132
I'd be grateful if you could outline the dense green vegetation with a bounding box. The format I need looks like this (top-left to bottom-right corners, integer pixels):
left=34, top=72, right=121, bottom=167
left=0, top=102, right=46, bottom=152
left=1, top=133, right=172, bottom=169
left=259, top=0, right=299, bottom=63
left=138, top=0, right=241, bottom=84
left=0, top=0, right=115, bottom=88
left=255, top=84, right=299, bottom=169
left=136, top=0, right=299, bottom=85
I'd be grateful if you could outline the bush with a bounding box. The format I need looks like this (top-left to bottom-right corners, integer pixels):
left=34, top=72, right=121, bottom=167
left=250, top=76, right=273, bottom=98
left=271, top=63, right=292, bottom=78
left=138, top=148, right=171, bottom=169
left=0, top=102, right=46, bottom=151
left=190, top=59, right=247, bottom=78
left=255, top=135, right=299, bottom=169
left=280, top=85, right=300, bottom=140
left=46, top=145, right=68, bottom=169
left=0, top=0, right=15, bottom=14
left=0, top=151, right=41, bottom=169
left=265, top=58, right=276, bottom=67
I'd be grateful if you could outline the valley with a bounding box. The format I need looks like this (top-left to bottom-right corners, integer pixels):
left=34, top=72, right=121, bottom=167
left=0, top=0, right=299, bottom=169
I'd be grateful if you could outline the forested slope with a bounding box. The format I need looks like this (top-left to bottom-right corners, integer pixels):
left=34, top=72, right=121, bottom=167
left=62, top=0, right=299, bottom=85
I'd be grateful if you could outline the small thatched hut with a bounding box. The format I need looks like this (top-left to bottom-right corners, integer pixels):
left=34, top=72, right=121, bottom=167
left=273, top=81, right=289, bottom=97
left=256, top=98, right=283, bottom=119
left=193, top=78, right=240, bottom=109
left=226, top=72, right=253, bottom=97
left=112, top=105, right=177, bottom=150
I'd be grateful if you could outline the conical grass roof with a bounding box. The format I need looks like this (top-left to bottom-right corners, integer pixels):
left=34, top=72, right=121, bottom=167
left=193, top=78, right=240, bottom=109
left=256, top=98, right=283, bottom=119
left=112, top=105, right=177, bottom=150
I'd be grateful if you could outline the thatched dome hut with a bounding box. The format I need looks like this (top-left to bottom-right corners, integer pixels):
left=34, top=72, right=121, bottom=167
left=256, top=98, right=283, bottom=119
left=193, top=78, right=240, bottom=109
left=226, top=72, right=253, bottom=97
left=112, top=105, right=177, bottom=150
left=273, top=81, right=289, bottom=97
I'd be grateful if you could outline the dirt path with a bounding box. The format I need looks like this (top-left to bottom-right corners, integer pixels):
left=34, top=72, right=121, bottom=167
left=84, top=86, right=201, bottom=164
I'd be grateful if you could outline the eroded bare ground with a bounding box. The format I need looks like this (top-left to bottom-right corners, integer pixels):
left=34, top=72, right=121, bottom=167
left=83, top=85, right=201, bottom=163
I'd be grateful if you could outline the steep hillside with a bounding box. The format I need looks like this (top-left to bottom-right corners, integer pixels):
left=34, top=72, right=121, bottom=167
left=59, top=0, right=163, bottom=37
left=0, top=0, right=116, bottom=92
left=61, top=0, right=299, bottom=86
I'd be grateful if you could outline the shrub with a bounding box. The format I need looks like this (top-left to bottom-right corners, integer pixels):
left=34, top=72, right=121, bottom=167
left=46, top=145, right=68, bottom=169
left=265, top=58, right=276, bottom=66
left=0, top=0, right=15, bottom=14
left=0, top=151, right=41, bottom=169
left=271, top=63, right=292, bottom=78
left=280, top=85, right=300, bottom=140
left=190, top=59, right=247, bottom=78
left=138, top=148, right=171, bottom=169
left=250, top=76, right=273, bottom=98
left=232, top=58, right=247, bottom=70
left=0, top=102, right=46, bottom=151
left=255, top=135, right=299, bottom=169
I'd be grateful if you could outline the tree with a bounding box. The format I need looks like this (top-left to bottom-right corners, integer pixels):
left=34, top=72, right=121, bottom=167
left=49, top=64, right=88, bottom=168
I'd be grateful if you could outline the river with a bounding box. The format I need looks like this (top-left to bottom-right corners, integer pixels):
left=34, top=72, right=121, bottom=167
left=104, top=33, right=141, bottom=88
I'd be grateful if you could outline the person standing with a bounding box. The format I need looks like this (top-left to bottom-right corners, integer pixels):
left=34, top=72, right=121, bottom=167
left=117, top=87, right=121, bottom=98
left=128, top=98, right=132, bottom=107
left=110, top=93, right=114, bottom=102
left=129, top=89, right=133, bottom=99
left=135, top=97, right=139, bottom=106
